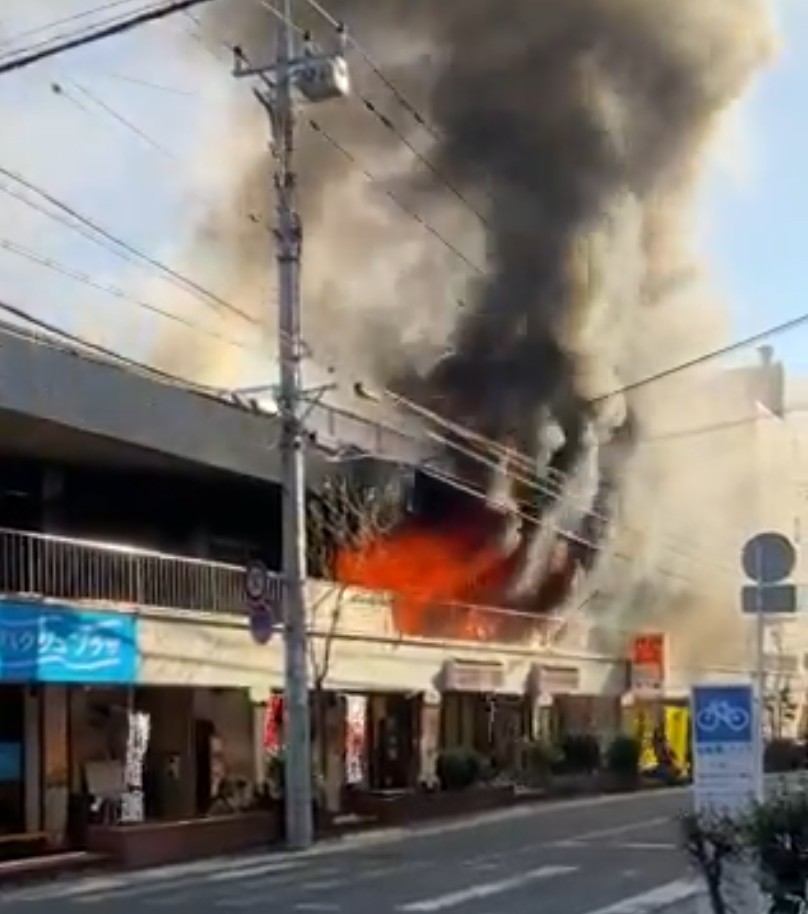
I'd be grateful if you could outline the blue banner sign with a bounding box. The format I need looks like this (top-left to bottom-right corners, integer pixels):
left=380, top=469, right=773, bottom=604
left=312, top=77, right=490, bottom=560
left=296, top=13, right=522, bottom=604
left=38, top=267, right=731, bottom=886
left=0, top=602, right=138, bottom=683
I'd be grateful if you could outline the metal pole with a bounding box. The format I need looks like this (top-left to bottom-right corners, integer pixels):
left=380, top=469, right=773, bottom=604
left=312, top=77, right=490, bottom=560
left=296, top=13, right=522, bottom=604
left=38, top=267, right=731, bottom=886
left=754, top=415, right=766, bottom=803
left=275, top=0, right=314, bottom=849
left=754, top=547, right=765, bottom=802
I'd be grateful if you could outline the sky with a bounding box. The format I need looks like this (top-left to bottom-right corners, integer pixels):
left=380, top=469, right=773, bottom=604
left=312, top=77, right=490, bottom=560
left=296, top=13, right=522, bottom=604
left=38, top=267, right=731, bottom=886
left=0, top=0, right=807, bottom=391
left=704, top=0, right=808, bottom=372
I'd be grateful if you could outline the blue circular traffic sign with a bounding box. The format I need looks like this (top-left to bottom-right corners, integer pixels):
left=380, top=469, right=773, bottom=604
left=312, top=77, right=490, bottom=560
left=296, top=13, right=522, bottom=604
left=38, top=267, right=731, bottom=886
left=741, top=532, right=796, bottom=584
left=249, top=603, right=274, bottom=645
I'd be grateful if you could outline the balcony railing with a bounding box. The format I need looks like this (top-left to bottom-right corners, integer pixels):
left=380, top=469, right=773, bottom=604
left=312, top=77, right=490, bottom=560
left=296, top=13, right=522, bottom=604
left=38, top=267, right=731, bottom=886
left=0, top=526, right=606, bottom=651
left=0, top=526, right=278, bottom=615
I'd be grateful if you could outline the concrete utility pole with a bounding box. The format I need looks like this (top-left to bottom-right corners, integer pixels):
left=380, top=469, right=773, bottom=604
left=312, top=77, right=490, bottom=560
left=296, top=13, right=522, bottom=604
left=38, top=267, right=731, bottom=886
left=233, top=1, right=350, bottom=850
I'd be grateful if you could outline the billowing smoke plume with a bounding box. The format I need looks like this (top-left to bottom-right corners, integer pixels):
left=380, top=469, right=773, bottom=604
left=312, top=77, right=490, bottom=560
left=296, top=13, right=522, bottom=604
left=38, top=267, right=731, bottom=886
left=178, top=0, right=774, bottom=653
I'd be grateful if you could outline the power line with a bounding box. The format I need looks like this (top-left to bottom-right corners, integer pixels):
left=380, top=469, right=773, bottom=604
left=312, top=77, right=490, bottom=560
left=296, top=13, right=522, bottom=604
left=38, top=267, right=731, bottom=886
left=592, top=314, right=808, bottom=405
left=299, top=0, right=441, bottom=144
left=0, top=0, right=221, bottom=76
left=70, top=83, right=179, bottom=161
left=0, top=0, right=143, bottom=52
left=97, top=71, right=196, bottom=96
left=0, top=236, right=261, bottom=354
left=264, top=0, right=487, bottom=230
left=0, top=166, right=259, bottom=327
left=0, top=294, right=219, bottom=393
left=306, top=119, right=484, bottom=278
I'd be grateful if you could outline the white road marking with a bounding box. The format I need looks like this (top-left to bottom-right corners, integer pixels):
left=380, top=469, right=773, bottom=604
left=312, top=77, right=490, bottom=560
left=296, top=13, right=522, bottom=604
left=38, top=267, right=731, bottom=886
left=559, top=816, right=670, bottom=844
left=208, top=860, right=301, bottom=882
left=577, top=879, right=698, bottom=914
left=614, top=842, right=678, bottom=851
left=396, top=864, right=577, bottom=912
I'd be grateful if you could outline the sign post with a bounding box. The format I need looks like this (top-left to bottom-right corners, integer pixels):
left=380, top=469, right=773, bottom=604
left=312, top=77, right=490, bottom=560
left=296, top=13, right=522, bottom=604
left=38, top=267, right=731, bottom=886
left=740, top=531, right=798, bottom=804
left=692, top=683, right=760, bottom=914
left=245, top=559, right=280, bottom=646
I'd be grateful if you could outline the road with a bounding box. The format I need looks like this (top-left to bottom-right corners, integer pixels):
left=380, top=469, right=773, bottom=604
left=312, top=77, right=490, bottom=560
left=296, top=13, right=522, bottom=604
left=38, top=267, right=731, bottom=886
left=0, top=789, right=699, bottom=914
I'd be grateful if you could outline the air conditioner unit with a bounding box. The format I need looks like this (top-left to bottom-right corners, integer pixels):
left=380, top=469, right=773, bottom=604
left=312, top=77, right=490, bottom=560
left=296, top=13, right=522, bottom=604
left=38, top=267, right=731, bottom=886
left=297, top=55, right=350, bottom=102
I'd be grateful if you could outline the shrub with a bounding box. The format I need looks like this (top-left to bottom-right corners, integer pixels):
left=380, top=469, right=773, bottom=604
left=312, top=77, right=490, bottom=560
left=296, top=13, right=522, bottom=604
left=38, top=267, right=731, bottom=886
left=681, top=811, right=742, bottom=914
left=764, top=738, right=804, bottom=774
left=606, top=735, right=641, bottom=779
left=518, top=739, right=562, bottom=785
left=559, top=734, right=601, bottom=774
left=436, top=747, right=485, bottom=791
left=744, top=790, right=808, bottom=906
left=265, top=750, right=285, bottom=798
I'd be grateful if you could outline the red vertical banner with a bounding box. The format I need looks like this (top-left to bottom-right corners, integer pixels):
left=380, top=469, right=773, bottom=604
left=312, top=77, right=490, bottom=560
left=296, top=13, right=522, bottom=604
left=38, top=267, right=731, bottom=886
left=264, top=694, right=284, bottom=752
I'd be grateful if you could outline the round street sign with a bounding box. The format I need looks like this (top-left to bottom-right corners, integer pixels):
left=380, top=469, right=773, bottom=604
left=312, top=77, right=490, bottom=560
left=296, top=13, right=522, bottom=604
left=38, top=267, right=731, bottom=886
left=249, top=603, right=274, bottom=645
left=245, top=560, right=269, bottom=603
left=741, top=532, right=796, bottom=585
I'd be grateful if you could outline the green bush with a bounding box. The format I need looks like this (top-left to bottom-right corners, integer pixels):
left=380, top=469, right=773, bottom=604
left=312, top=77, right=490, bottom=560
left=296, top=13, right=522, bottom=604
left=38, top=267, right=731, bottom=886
left=764, top=738, right=804, bottom=773
left=559, top=734, right=601, bottom=774
left=606, top=735, right=641, bottom=778
left=744, top=790, right=808, bottom=908
left=436, top=747, right=486, bottom=791
left=518, top=739, right=562, bottom=785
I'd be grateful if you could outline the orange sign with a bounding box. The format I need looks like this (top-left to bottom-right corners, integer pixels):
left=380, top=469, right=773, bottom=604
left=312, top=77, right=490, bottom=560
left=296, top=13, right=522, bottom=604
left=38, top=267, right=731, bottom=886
left=630, top=634, right=666, bottom=695
left=632, top=634, right=665, bottom=667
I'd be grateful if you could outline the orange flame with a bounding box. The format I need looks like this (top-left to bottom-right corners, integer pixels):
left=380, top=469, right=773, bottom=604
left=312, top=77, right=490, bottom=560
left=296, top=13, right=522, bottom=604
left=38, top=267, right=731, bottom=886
left=335, top=508, right=566, bottom=642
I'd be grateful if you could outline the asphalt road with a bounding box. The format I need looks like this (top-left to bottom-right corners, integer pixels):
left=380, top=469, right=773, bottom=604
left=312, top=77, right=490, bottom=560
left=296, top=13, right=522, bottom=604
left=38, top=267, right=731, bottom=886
left=0, top=789, right=699, bottom=914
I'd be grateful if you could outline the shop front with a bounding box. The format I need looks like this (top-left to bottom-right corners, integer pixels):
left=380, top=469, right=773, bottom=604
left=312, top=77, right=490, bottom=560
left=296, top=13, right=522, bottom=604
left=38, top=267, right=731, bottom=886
left=0, top=600, right=138, bottom=858
left=439, top=659, right=528, bottom=773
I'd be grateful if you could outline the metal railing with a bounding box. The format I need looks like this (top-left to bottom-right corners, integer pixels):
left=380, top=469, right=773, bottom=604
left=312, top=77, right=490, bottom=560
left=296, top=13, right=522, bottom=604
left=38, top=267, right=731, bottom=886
left=0, top=527, right=604, bottom=650
left=390, top=598, right=567, bottom=647
left=0, top=526, right=280, bottom=615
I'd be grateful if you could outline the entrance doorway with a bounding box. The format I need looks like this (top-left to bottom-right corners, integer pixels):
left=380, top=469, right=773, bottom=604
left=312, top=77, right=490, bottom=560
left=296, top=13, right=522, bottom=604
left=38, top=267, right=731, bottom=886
left=0, top=686, right=25, bottom=835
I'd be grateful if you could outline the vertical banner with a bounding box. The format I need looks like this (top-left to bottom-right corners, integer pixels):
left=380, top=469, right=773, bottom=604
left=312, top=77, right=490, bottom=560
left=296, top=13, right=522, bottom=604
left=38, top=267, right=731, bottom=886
left=264, top=694, right=284, bottom=752
left=664, top=705, right=690, bottom=775
left=345, top=695, right=368, bottom=786
left=633, top=707, right=658, bottom=772
left=120, top=710, right=150, bottom=824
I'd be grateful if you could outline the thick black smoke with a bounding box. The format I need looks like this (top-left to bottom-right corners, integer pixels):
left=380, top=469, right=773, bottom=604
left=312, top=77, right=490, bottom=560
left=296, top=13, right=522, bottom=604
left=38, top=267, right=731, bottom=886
left=196, top=0, right=772, bottom=604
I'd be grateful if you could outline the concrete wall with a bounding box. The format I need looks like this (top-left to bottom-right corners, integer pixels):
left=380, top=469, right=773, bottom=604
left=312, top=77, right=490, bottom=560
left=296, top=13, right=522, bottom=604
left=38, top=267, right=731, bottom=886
left=0, top=327, right=284, bottom=482
left=0, top=326, right=430, bottom=483
left=137, top=582, right=627, bottom=698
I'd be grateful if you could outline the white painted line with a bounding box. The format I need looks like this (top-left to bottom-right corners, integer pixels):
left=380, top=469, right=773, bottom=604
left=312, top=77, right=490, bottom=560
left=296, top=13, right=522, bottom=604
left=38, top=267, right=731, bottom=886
left=577, top=879, right=698, bottom=914
left=562, top=816, right=670, bottom=843
left=615, top=842, right=678, bottom=851
left=207, top=860, right=300, bottom=882
left=396, top=864, right=577, bottom=912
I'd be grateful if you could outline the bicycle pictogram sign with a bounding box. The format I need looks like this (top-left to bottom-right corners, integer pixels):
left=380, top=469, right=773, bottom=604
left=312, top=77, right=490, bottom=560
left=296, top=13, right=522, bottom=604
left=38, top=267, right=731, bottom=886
left=695, top=701, right=751, bottom=734
left=693, top=685, right=754, bottom=745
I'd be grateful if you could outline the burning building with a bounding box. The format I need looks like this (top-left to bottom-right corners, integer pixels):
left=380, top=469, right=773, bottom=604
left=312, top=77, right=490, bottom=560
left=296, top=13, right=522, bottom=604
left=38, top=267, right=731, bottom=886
left=189, top=0, right=776, bottom=647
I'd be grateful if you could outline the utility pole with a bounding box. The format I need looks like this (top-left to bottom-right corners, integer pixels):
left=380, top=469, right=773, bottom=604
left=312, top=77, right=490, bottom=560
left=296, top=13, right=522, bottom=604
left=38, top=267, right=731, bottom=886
left=233, top=2, right=350, bottom=850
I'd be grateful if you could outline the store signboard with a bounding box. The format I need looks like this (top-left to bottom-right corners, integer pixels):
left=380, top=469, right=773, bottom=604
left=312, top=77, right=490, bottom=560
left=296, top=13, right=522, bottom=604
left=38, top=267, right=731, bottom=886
left=630, top=633, right=665, bottom=697
left=443, top=659, right=505, bottom=692
left=0, top=602, right=138, bottom=683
